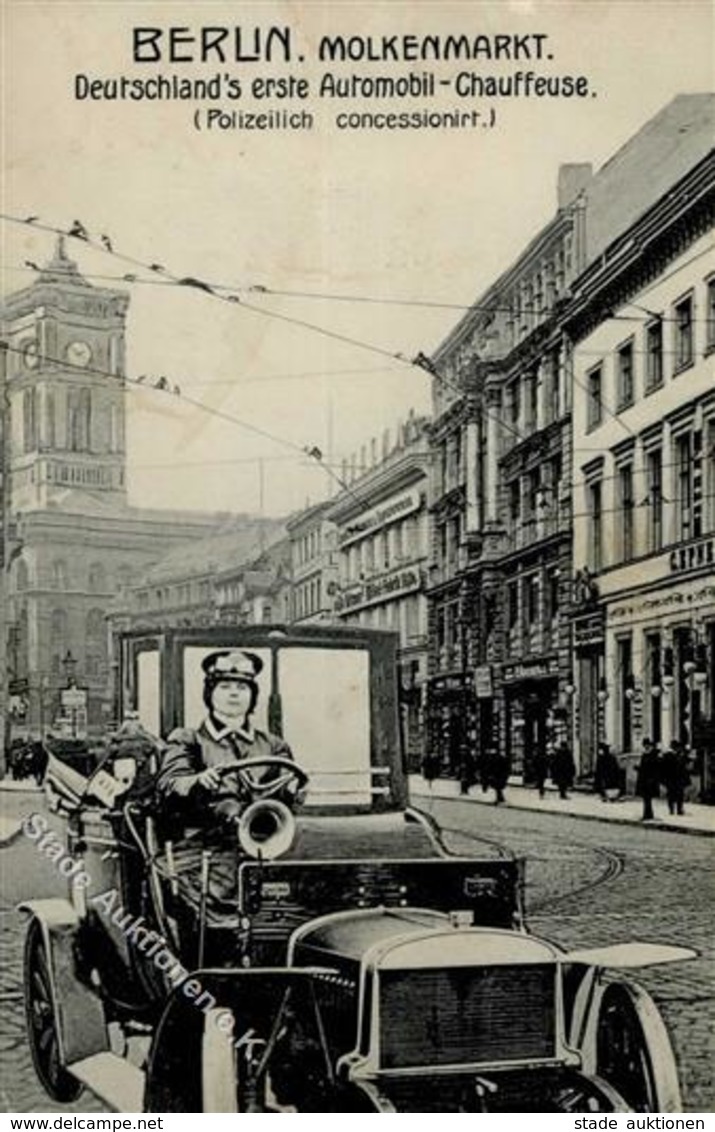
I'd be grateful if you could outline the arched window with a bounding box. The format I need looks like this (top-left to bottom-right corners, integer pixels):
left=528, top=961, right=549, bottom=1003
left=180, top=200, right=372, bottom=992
left=45, top=389, right=56, bottom=449
left=51, top=559, right=68, bottom=590
left=117, top=564, right=132, bottom=592
left=68, top=388, right=91, bottom=451
left=15, top=560, right=29, bottom=592
left=88, top=562, right=106, bottom=593
left=80, top=389, right=92, bottom=450
left=50, top=608, right=67, bottom=643
left=23, top=388, right=38, bottom=452
left=85, top=607, right=106, bottom=677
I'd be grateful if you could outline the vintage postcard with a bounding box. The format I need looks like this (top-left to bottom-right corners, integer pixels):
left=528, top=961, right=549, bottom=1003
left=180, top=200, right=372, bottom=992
left=1, top=0, right=713, bottom=1117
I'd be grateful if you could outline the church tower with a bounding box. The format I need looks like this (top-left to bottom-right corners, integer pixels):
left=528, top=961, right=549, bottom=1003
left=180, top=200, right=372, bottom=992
left=3, top=238, right=129, bottom=511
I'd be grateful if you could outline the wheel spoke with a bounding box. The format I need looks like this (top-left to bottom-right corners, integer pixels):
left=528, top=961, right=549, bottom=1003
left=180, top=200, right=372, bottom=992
left=32, top=970, right=50, bottom=1004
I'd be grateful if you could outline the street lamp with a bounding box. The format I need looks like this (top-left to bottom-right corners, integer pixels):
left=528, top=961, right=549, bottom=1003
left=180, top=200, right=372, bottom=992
left=62, top=650, right=77, bottom=687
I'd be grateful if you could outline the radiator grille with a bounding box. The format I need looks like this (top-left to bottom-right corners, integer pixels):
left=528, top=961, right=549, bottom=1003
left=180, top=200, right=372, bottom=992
left=379, top=965, right=556, bottom=1069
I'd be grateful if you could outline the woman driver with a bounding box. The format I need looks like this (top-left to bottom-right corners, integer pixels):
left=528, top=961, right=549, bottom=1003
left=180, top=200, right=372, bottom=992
left=157, top=649, right=294, bottom=827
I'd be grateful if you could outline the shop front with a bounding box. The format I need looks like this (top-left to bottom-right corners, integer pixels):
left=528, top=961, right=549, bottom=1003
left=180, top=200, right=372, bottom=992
left=603, top=574, right=715, bottom=800
left=425, top=674, right=474, bottom=781
left=572, top=606, right=606, bottom=778
left=501, top=657, right=560, bottom=781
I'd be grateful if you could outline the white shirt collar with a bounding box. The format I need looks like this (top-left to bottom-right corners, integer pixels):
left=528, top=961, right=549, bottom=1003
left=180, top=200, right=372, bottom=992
left=205, top=715, right=254, bottom=743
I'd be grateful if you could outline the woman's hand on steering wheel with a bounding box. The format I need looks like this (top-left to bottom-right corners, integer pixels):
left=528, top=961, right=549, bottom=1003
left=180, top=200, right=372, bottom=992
left=195, top=766, right=224, bottom=792
left=210, top=756, right=308, bottom=804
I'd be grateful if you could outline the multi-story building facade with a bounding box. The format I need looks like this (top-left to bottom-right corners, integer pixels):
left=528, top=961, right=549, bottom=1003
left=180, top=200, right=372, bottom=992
left=286, top=501, right=339, bottom=624
left=327, top=415, right=430, bottom=767
left=425, top=93, right=715, bottom=782
left=568, top=148, right=715, bottom=790
left=111, top=527, right=288, bottom=641
left=214, top=538, right=292, bottom=626
left=427, top=171, right=587, bottom=781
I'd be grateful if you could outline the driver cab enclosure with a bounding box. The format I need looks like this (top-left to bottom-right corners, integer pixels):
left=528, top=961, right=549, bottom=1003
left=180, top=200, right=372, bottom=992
left=117, top=626, right=520, bottom=966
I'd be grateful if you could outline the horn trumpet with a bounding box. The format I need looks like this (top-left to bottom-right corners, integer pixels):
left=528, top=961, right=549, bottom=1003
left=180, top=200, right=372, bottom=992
left=236, top=799, right=296, bottom=860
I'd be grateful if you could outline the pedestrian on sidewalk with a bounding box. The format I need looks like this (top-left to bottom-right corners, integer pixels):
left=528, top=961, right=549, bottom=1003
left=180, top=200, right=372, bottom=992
left=636, top=737, right=661, bottom=821
left=485, top=747, right=508, bottom=805
left=594, top=742, right=621, bottom=801
left=551, top=740, right=576, bottom=800
left=421, top=751, right=440, bottom=784
left=661, top=739, right=690, bottom=816
left=533, top=744, right=550, bottom=798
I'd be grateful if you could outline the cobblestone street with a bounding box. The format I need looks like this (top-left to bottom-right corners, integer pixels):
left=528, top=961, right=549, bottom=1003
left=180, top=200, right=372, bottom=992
left=1, top=788, right=713, bottom=1112
left=420, top=792, right=715, bottom=1113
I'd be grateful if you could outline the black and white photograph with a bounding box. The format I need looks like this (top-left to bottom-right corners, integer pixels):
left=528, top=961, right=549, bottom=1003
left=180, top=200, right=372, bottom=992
left=1, top=0, right=714, bottom=1116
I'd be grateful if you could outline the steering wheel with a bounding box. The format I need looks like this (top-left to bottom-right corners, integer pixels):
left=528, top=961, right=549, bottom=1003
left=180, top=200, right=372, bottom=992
left=213, top=757, right=309, bottom=803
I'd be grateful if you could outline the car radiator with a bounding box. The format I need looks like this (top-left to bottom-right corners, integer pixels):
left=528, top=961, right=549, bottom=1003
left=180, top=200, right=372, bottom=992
left=379, top=965, right=556, bottom=1069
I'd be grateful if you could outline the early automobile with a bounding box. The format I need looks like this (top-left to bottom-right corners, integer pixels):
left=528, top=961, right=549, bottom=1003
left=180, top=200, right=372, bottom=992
left=22, top=626, right=694, bottom=1112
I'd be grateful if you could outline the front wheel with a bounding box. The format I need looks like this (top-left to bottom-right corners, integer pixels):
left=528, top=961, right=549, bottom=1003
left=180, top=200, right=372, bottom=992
left=24, top=920, right=83, bottom=1103
left=586, top=980, right=682, bottom=1112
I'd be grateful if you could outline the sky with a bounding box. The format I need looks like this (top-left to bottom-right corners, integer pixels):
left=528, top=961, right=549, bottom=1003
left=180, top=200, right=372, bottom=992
left=3, top=0, right=714, bottom=518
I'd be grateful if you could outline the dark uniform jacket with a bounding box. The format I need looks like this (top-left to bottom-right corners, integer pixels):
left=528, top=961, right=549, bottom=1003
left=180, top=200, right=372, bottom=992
left=157, top=716, right=293, bottom=826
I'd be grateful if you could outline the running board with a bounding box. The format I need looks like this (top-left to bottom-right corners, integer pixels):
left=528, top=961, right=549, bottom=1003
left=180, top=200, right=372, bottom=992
left=69, top=1053, right=145, bottom=1112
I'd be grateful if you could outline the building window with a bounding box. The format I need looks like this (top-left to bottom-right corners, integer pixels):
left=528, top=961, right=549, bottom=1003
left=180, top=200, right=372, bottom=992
left=616, top=340, right=634, bottom=410
left=646, top=632, right=662, bottom=744
left=588, top=480, right=603, bottom=571
left=617, top=635, right=633, bottom=753
left=707, top=420, right=715, bottom=533
left=506, top=380, right=520, bottom=429
left=23, top=388, right=38, bottom=452
left=523, top=469, right=539, bottom=541
left=15, top=560, right=29, bottom=592
left=51, top=559, right=68, bottom=590
left=524, top=574, right=539, bottom=627
left=524, top=372, right=538, bottom=430
left=545, top=568, right=560, bottom=622
left=646, top=449, right=663, bottom=553
left=50, top=608, right=68, bottom=643
left=508, top=581, right=519, bottom=630
left=675, top=430, right=703, bottom=541
left=673, top=294, right=694, bottom=372
left=618, top=463, right=634, bottom=562
left=707, top=278, right=715, bottom=353
left=46, top=390, right=56, bottom=448
left=88, top=562, right=106, bottom=593
left=68, top=388, right=91, bottom=451
left=543, top=349, right=560, bottom=424
left=392, top=523, right=403, bottom=562
left=587, top=366, right=602, bottom=431
left=645, top=319, right=664, bottom=391
left=508, top=479, right=521, bottom=528
left=86, top=608, right=105, bottom=677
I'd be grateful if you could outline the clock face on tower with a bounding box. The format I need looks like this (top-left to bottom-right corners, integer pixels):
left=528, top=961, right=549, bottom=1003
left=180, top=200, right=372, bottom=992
left=66, top=340, right=92, bottom=368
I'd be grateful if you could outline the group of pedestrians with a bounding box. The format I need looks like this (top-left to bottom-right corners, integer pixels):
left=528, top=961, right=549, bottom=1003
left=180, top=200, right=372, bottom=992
left=425, top=733, right=693, bottom=816
left=636, top=736, right=691, bottom=821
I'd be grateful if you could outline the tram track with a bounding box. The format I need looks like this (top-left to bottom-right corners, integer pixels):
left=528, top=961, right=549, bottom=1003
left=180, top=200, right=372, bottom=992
left=527, top=841, right=626, bottom=915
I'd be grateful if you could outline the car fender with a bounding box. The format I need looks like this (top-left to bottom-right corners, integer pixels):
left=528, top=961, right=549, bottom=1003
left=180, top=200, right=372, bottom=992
left=573, top=975, right=682, bottom=1112
left=19, top=898, right=108, bottom=1065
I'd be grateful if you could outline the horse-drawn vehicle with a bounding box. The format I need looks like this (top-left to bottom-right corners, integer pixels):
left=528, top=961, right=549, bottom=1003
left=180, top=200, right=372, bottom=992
left=22, top=626, right=693, bottom=1112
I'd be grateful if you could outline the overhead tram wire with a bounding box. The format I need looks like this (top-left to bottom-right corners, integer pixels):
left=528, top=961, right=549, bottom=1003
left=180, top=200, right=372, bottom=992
left=8, top=213, right=713, bottom=325
left=6, top=243, right=715, bottom=323
left=2, top=341, right=368, bottom=507
left=1, top=211, right=706, bottom=459
left=2, top=212, right=532, bottom=453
